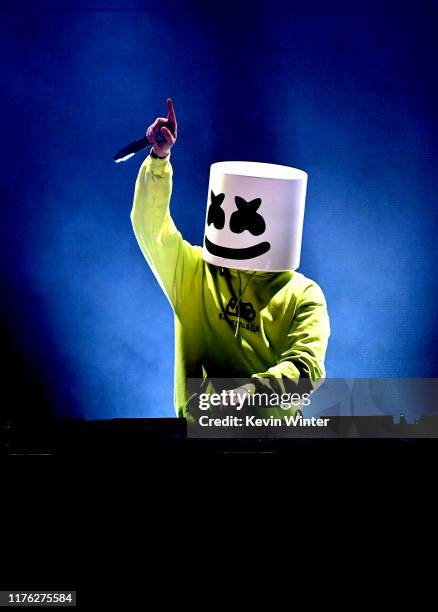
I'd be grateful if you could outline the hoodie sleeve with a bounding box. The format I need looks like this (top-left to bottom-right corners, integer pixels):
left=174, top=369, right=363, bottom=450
left=130, top=153, right=202, bottom=311
left=250, top=281, right=330, bottom=395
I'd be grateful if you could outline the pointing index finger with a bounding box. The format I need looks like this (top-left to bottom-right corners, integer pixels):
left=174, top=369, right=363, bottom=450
left=166, top=98, right=177, bottom=131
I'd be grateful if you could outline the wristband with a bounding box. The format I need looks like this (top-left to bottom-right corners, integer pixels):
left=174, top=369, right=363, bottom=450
left=151, top=148, right=169, bottom=159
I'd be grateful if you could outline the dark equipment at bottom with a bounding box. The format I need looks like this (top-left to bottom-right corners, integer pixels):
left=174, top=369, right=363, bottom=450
left=1, top=416, right=438, bottom=456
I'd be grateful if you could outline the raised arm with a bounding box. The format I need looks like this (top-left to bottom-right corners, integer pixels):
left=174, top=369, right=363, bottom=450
left=130, top=99, right=201, bottom=311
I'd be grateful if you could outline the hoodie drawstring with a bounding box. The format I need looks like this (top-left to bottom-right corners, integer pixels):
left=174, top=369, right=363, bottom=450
left=234, top=270, right=256, bottom=338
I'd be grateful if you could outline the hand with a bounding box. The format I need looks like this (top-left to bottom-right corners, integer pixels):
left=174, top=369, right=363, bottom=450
left=146, top=98, right=177, bottom=158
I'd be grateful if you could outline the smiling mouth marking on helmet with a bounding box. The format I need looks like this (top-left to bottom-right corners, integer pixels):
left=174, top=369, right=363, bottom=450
left=205, top=237, right=271, bottom=260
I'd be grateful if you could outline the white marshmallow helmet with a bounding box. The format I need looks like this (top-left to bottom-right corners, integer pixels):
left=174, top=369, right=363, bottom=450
left=202, top=161, right=308, bottom=272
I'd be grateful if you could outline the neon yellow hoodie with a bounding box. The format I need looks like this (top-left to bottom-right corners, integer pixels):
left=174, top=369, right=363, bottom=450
left=131, top=153, right=330, bottom=417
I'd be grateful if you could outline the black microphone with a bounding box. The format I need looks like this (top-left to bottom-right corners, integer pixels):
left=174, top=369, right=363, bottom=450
left=113, top=131, right=166, bottom=163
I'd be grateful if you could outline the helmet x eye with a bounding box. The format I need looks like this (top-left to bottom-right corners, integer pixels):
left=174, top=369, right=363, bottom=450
left=207, top=191, right=226, bottom=229
left=230, top=196, right=265, bottom=236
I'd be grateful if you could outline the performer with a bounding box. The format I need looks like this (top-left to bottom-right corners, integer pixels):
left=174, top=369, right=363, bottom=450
left=131, top=99, right=330, bottom=418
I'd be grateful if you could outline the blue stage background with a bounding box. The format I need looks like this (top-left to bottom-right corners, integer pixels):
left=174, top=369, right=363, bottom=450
left=1, top=0, right=437, bottom=419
